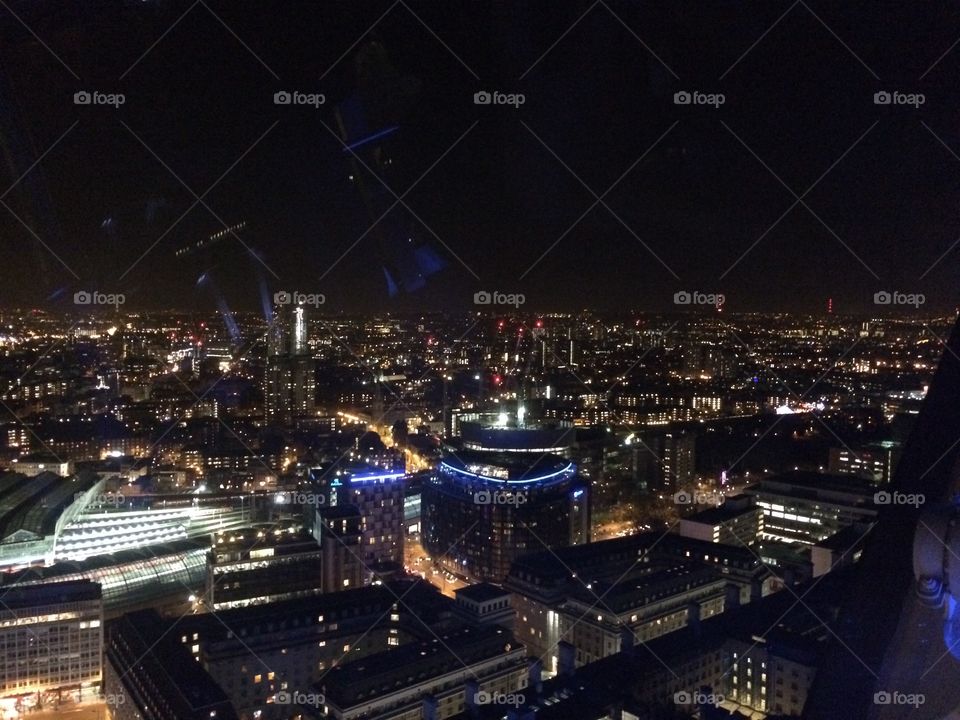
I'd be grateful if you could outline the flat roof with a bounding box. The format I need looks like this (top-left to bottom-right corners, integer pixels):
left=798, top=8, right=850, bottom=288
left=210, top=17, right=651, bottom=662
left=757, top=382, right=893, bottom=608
left=0, top=578, right=101, bottom=608
left=750, top=470, right=878, bottom=497
left=455, top=582, right=509, bottom=603
left=684, top=502, right=757, bottom=525
left=322, top=625, right=522, bottom=708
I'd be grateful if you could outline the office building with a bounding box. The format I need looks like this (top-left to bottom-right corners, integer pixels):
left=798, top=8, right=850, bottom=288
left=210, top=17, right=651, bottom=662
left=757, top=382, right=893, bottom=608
left=745, top=471, right=879, bottom=544
left=828, top=442, right=901, bottom=484
left=679, top=494, right=764, bottom=546
left=206, top=525, right=325, bottom=611
left=0, top=580, right=103, bottom=704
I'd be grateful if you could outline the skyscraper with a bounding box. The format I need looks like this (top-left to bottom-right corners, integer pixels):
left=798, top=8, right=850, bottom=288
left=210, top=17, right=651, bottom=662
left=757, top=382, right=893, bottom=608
left=265, top=304, right=316, bottom=426
left=421, top=415, right=590, bottom=582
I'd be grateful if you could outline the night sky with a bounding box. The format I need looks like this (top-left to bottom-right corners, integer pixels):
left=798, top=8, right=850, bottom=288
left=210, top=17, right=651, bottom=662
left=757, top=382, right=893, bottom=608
left=1, top=1, right=959, bottom=314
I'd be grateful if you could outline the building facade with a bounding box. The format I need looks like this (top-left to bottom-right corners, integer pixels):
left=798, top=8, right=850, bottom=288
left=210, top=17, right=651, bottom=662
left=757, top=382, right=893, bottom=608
left=0, top=580, right=103, bottom=705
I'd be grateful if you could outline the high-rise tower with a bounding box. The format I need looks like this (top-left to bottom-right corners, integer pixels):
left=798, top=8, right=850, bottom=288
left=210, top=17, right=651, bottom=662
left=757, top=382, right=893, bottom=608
left=265, top=304, right=316, bottom=426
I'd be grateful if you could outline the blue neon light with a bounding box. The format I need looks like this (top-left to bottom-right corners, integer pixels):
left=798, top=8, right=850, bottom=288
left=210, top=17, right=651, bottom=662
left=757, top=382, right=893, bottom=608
left=350, top=471, right=405, bottom=483
left=439, top=461, right=575, bottom=485
left=573, top=489, right=584, bottom=499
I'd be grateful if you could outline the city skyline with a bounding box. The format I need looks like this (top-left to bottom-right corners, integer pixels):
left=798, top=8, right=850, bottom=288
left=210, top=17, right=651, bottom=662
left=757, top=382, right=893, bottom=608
left=0, top=3, right=959, bottom=720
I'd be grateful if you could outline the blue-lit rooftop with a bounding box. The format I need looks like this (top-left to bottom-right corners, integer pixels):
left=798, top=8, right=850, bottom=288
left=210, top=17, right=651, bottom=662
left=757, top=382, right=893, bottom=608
left=438, top=450, right=576, bottom=486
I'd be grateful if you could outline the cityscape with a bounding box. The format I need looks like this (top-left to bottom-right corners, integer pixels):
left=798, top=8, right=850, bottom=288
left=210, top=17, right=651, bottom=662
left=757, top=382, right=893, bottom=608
left=1, top=3, right=960, bottom=720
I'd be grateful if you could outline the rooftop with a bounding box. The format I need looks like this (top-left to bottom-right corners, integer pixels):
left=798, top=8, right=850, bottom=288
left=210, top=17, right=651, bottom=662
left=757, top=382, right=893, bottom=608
left=455, top=582, right=509, bottom=603
left=322, top=625, right=522, bottom=708
left=0, top=471, right=99, bottom=543
left=0, top=578, right=101, bottom=609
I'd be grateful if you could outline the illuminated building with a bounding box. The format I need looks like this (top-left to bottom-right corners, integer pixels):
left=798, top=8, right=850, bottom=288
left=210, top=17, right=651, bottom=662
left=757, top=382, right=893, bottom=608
left=556, top=563, right=731, bottom=668
left=315, top=626, right=527, bottom=720
left=107, top=582, right=454, bottom=720
left=206, top=525, right=325, bottom=611
left=265, top=304, right=316, bottom=426
left=9, top=453, right=73, bottom=477
left=745, top=471, right=879, bottom=544
left=0, top=580, right=103, bottom=703
left=505, top=533, right=773, bottom=672
left=827, top=442, right=901, bottom=484
left=679, top=494, right=764, bottom=546
left=0, top=471, right=99, bottom=568
left=421, top=415, right=589, bottom=583
left=2, top=541, right=207, bottom=617
left=311, top=465, right=405, bottom=570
